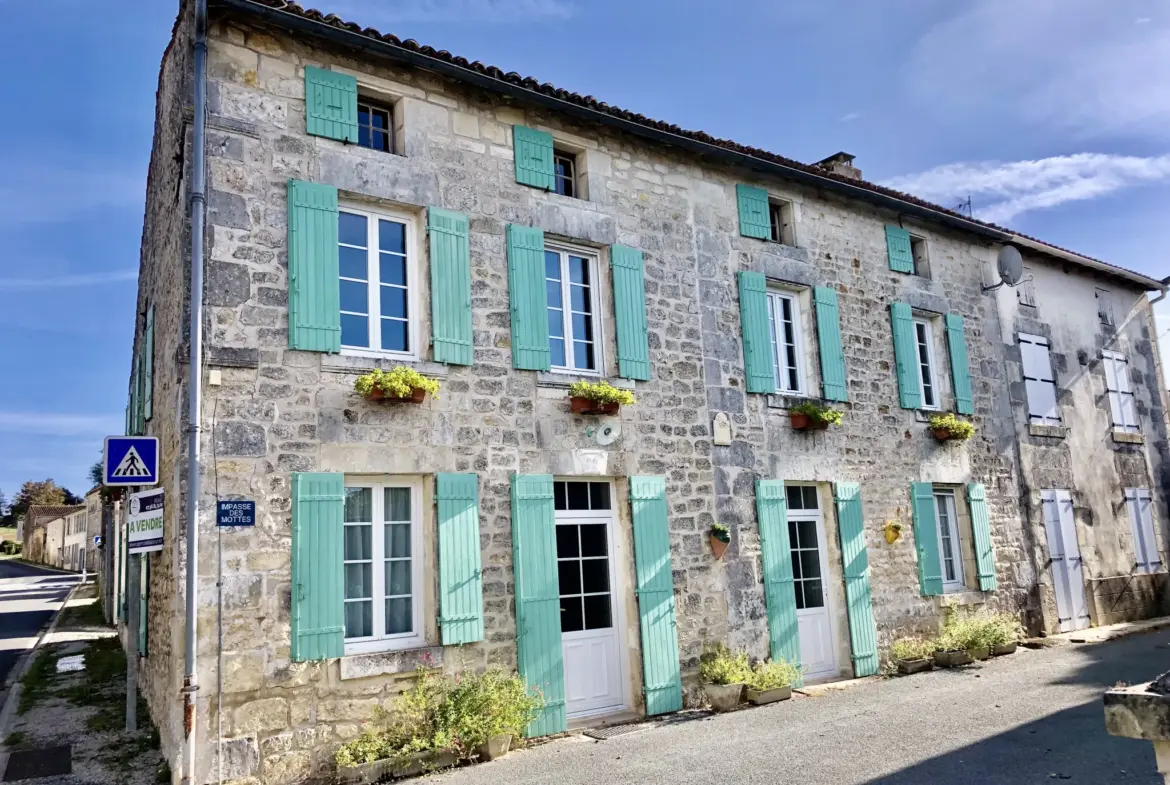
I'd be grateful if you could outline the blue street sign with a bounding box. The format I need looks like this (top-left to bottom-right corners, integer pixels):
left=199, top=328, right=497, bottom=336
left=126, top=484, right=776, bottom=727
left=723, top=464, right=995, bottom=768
left=103, top=436, right=160, bottom=487
left=217, top=500, right=256, bottom=527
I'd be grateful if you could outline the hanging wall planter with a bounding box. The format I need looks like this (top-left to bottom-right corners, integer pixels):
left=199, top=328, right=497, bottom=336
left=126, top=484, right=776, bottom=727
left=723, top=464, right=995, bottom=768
left=788, top=401, right=843, bottom=432
left=883, top=521, right=903, bottom=544
left=354, top=367, right=440, bottom=404
left=927, top=413, right=975, bottom=443
left=364, top=387, right=428, bottom=404
left=709, top=524, right=731, bottom=560
left=567, top=381, right=635, bottom=416
left=569, top=397, right=620, bottom=416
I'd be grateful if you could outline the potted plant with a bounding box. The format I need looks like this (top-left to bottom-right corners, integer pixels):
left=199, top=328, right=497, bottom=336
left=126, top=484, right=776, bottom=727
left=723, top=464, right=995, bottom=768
left=890, top=637, right=936, bottom=674
left=928, top=413, right=976, bottom=442
left=567, top=380, right=636, bottom=415
left=699, top=643, right=751, bottom=712
left=883, top=521, right=904, bottom=545
left=788, top=401, right=844, bottom=431
left=744, top=659, right=800, bottom=705
left=987, top=612, right=1024, bottom=656
left=709, top=523, right=731, bottom=560
left=354, top=366, right=441, bottom=404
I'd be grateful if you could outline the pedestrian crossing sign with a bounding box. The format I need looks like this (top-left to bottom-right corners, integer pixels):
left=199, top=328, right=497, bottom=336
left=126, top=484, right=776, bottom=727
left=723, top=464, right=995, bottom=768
left=103, top=436, right=160, bottom=486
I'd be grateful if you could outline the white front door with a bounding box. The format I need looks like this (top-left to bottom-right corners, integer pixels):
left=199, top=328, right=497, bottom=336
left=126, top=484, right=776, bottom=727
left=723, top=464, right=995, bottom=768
left=1042, top=491, right=1091, bottom=632
left=555, top=480, right=627, bottom=718
left=786, top=485, right=838, bottom=681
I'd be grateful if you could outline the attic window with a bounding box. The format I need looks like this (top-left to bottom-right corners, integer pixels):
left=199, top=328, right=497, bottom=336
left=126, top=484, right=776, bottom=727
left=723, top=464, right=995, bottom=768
left=910, top=235, right=931, bottom=279
left=768, top=200, right=796, bottom=246
left=357, top=99, right=393, bottom=153
left=1096, top=288, right=1114, bottom=326
left=553, top=149, right=578, bottom=198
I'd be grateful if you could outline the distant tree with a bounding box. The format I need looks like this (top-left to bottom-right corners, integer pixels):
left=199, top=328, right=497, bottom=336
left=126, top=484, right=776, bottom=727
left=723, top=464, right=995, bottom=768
left=9, top=479, right=68, bottom=521
left=89, top=461, right=103, bottom=489
left=0, top=490, right=9, bottom=524
left=62, top=489, right=83, bottom=505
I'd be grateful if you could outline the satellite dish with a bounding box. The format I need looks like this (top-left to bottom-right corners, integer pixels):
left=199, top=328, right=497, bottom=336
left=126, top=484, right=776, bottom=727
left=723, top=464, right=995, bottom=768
left=596, top=422, right=621, bottom=446
left=997, top=245, right=1024, bottom=286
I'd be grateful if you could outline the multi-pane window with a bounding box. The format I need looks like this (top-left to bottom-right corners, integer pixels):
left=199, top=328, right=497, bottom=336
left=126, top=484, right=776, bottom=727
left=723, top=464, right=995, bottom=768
left=1103, top=351, right=1138, bottom=432
left=357, top=100, right=392, bottom=153
left=1125, top=488, right=1161, bottom=574
left=767, top=291, right=805, bottom=394
left=342, top=481, right=422, bottom=652
left=338, top=207, right=413, bottom=356
left=1019, top=333, right=1060, bottom=425
left=785, top=485, right=823, bottom=610
left=554, top=481, right=613, bottom=633
left=545, top=247, right=599, bottom=373
left=553, top=150, right=577, bottom=198
left=768, top=200, right=796, bottom=245
left=934, top=490, right=964, bottom=591
left=913, top=318, right=938, bottom=409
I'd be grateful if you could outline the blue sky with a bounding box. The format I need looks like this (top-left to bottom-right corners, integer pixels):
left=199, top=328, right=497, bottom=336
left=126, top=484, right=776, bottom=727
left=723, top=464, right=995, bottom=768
left=0, top=0, right=1166, bottom=501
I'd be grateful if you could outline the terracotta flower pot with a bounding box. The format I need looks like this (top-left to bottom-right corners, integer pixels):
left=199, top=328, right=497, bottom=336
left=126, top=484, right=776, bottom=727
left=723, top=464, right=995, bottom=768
left=365, top=387, right=427, bottom=404
left=933, top=649, right=973, bottom=668
left=992, top=642, right=1018, bottom=656
left=709, top=534, right=730, bottom=560
left=745, top=685, right=792, bottom=705
left=570, top=396, right=620, bottom=415
left=790, top=412, right=829, bottom=431
left=933, top=428, right=953, bottom=442
left=896, top=658, right=933, bottom=675
left=705, top=682, right=744, bottom=712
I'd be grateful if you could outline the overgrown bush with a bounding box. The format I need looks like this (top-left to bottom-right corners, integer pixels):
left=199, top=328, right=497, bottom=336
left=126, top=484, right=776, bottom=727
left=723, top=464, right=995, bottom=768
left=567, top=380, right=636, bottom=406
left=354, top=366, right=441, bottom=399
left=890, top=637, right=938, bottom=661
left=937, top=609, right=1021, bottom=651
left=698, top=643, right=751, bottom=685
left=746, top=659, right=800, bottom=691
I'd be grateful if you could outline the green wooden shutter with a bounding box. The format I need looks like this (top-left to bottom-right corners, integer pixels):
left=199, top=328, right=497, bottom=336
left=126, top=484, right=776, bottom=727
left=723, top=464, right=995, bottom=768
left=885, top=225, right=913, bottom=273
left=945, top=313, right=974, bottom=415
left=288, top=180, right=341, bottom=352
left=129, top=350, right=140, bottom=436
left=739, top=271, right=774, bottom=393
left=428, top=207, right=474, bottom=366
left=611, top=245, right=651, bottom=381
left=630, top=476, right=684, bottom=715
left=813, top=286, right=848, bottom=402
left=513, top=125, right=555, bottom=190
left=144, top=305, right=154, bottom=422
left=511, top=474, right=566, bottom=736
left=910, top=483, right=943, bottom=596
left=304, top=66, right=358, bottom=143
left=756, top=480, right=802, bottom=682
left=890, top=303, right=920, bottom=409
left=967, top=483, right=996, bottom=591
left=436, top=473, right=484, bottom=644
left=736, top=184, right=770, bottom=239
left=506, top=225, right=551, bottom=370
left=834, top=482, right=878, bottom=677
left=291, top=472, right=345, bottom=661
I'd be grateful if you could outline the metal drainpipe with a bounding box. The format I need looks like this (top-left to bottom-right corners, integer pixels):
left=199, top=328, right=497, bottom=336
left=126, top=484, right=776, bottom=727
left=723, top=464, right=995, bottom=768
left=182, top=0, right=208, bottom=782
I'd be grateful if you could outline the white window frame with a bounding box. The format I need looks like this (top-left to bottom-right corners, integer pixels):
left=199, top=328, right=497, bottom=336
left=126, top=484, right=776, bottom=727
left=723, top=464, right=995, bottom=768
left=546, top=243, right=604, bottom=375
left=768, top=199, right=797, bottom=246
left=1125, top=488, right=1161, bottom=574
left=338, top=202, right=420, bottom=361
left=910, top=234, right=930, bottom=278
left=933, top=489, right=965, bottom=592
left=1019, top=332, right=1060, bottom=425
left=767, top=289, right=807, bottom=395
left=342, top=477, right=425, bottom=655
left=1103, top=350, right=1139, bottom=433
left=913, top=317, right=940, bottom=410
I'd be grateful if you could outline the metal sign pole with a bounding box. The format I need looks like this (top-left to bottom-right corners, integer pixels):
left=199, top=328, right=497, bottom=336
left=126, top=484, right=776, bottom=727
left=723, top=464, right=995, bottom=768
left=126, top=550, right=139, bottom=732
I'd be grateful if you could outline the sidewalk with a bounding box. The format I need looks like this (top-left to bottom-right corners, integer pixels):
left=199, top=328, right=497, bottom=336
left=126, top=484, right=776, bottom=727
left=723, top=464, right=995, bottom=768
left=1028, top=615, right=1170, bottom=646
left=0, top=583, right=167, bottom=784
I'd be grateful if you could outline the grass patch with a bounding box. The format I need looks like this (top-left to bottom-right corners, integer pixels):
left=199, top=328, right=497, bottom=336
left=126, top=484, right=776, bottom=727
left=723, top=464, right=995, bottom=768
left=57, top=596, right=106, bottom=629
left=4, top=730, right=27, bottom=748
left=18, top=650, right=58, bottom=714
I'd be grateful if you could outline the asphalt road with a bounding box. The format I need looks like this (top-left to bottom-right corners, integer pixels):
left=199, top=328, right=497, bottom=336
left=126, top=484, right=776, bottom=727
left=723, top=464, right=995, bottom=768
left=0, top=560, right=78, bottom=690
left=423, top=630, right=1170, bottom=785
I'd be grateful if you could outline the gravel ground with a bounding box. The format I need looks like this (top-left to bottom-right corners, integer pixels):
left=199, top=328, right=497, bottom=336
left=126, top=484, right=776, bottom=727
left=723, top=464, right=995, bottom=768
left=420, top=630, right=1170, bottom=785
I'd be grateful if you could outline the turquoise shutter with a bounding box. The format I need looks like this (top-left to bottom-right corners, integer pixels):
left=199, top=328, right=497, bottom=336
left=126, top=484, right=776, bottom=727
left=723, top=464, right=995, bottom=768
left=890, top=303, right=920, bottom=409
left=143, top=305, right=154, bottom=422
left=611, top=245, right=651, bottom=381
left=428, top=207, right=474, bottom=366
left=910, top=483, right=943, bottom=596
left=885, top=225, right=913, bottom=273
left=436, top=473, right=484, bottom=644
left=288, top=180, right=341, bottom=352
left=129, top=350, right=140, bottom=436
left=834, top=482, right=878, bottom=677
left=291, top=472, right=345, bottom=661
left=630, top=476, right=684, bottom=715
left=736, top=184, right=770, bottom=239
left=967, top=483, right=996, bottom=591
left=756, top=480, right=802, bottom=683
left=945, top=313, right=974, bottom=415
left=513, top=125, right=555, bottom=190
left=304, top=66, right=358, bottom=143
left=813, top=286, right=848, bottom=402
left=739, top=271, right=774, bottom=393
left=511, top=474, right=566, bottom=736
left=506, top=225, right=551, bottom=370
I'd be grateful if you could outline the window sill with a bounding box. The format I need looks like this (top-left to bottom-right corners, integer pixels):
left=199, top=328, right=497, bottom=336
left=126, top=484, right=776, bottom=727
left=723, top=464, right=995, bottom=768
left=339, top=645, right=444, bottom=680
left=1112, top=429, right=1144, bottom=445
left=913, top=409, right=943, bottom=423
left=766, top=393, right=812, bottom=410
left=536, top=372, right=634, bottom=391
left=1029, top=423, right=1067, bottom=439
left=322, top=354, right=451, bottom=378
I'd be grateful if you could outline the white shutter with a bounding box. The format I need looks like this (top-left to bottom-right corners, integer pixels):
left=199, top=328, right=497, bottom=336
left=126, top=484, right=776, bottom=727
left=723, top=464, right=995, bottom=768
left=1103, top=351, right=1138, bottom=431
left=1055, top=491, right=1089, bottom=625
left=1126, top=489, right=1160, bottom=573
left=1019, top=333, right=1059, bottom=424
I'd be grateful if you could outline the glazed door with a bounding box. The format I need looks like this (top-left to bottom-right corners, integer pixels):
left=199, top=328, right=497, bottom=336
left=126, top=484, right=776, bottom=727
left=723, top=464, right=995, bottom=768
left=787, top=486, right=838, bottom=680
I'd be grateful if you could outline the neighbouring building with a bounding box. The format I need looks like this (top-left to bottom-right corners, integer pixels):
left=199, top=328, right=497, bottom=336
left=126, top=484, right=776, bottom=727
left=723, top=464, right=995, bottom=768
left=124, top=2, right=1169, bottom=782
left=21, top=504, right=83, bottom=567
left=62, top=506, right=89, bottom=572
left=84, top=487, right=104, bottom=572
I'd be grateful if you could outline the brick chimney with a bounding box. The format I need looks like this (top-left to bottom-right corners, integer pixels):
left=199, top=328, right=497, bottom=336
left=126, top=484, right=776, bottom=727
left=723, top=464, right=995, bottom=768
left=815, top=151, right=863, bottom=181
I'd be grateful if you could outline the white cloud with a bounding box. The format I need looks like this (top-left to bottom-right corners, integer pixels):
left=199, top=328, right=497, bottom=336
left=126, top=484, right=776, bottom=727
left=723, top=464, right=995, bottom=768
left=883, top=153, right=1170, bottom=225
left=0, top=270, right=138, bottom=292
left=840, top=112, right=861, bottom=122
left=323, top=0, right=575, bottom=23
left=0, top=162, right=143, bottom=226
left=907, top=0, right=1170, bottom=139
left=0, top=412, right=123, bottom=438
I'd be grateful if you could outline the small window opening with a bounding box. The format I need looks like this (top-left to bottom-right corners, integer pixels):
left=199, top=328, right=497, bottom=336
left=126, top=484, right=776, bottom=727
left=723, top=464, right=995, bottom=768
left=553, top=150, right=577, bottom=198
left=910, top=236, right=930, bottom=278
left=768, top=200, right=796, bottom=245
left=357, top=100, right=393, bottom=153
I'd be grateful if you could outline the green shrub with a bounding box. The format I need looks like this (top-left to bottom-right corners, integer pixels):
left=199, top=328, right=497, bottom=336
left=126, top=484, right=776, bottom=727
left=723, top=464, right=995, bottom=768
left=789, top=401, right=844, bottom=427
left=698, top=643, right=751, bottom=686
left=746, top=659, right=800, bottom=690
left=567, top=380, right=636, bottom=406
left=984, top=612, right=1025, bottom=646
left=709, top=523, right=730, bottom=543
left=928, top=413, right=976, bottom=440
left=354, top=367, right=441, bottom=399
left=890, top=637, right=938, bottom=661
left=937, top=609, right=1019, bottom=651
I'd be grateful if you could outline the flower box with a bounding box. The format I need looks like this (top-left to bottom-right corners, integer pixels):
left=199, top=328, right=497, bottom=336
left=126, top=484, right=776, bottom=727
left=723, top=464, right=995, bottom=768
left=896, top=658, right=933, bottom=675
left=475, top=734, right=512, bottom=761
left=992, top=642, right=1018, bottom=656
left=790, top=412, right=829, bottom=431
left=933, top=428, right=954, bottom=442
left=570, top=396, right=620, bottom=416
left=364, top=387, right=427, bottom=404
left=745, top=685, right=792, bottom=705
left=704, top=682, right=744, bottom=712
left=969, top=645, right=991, bottom=661
left=336, top=749, right=459, bottom=784
left=933, top=649, right=973, bottom=668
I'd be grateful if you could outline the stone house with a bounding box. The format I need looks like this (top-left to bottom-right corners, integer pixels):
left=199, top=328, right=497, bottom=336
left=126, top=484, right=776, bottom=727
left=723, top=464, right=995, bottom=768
left=84, top=487, right=105, bottom=572
left=21, top=504, right=83, bottom=567
left=62, top=507, right=89, bottom=572
left=127, top=1, right=1169, bottom=782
